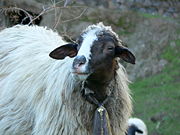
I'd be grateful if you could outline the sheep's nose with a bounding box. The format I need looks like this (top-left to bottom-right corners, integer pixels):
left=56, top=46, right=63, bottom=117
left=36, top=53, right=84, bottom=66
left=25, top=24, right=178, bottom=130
left=73, top=55, right=86, bottom=68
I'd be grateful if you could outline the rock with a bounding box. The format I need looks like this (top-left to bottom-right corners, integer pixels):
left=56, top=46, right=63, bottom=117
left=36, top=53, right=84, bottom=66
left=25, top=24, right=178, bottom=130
left=146, top=7, right=158, bottom=14
left=151, top=131, right=162, bottom=135
left=139, top=8, right=146, bottom=13
left=125, top=17, right=179, bottom=81
left=119, top=4, right=128, bottom=11
left=167, top=7, right=176, bottom=13
left=150, top=112, right=167, bottom=123
left=152, top=59, right=168, bottom=74
left=163, top=12, right=172, bottom=17
left=170, top=41, right=176, bottom=47
left=144, top=0, right=152, bottom=6
left=151, top=1, right=161, bottom=7
left=135, top=0, right=144, bottom=4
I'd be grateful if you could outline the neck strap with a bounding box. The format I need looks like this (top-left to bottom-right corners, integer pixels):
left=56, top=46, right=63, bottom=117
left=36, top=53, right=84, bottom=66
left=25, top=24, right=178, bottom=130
left=81, top=80, right=113, bottom=107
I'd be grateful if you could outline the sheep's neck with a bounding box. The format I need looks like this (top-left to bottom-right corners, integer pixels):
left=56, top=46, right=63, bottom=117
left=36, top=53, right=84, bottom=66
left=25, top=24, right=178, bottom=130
left=83, top=60, right=116, bottom=103
left=85, top=81, right=108, bottom=102
left=85, top=73, right=115, bottom=103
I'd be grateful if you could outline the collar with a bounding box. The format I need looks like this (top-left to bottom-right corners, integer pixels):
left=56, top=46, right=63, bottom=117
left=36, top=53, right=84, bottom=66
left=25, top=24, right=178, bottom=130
left=81, top=80, right=114, bottom=135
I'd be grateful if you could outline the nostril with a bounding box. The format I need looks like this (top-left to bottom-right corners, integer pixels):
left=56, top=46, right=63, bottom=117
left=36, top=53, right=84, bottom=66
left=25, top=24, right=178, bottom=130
left=78, top=61, right=85, bottom=66
left=73, top=55, right=87, bottom=68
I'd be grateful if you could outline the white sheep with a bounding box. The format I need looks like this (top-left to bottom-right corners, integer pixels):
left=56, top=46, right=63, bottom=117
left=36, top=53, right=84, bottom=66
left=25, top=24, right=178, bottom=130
left=127, top=118, right=148, bottom=135
left=0, top=23, right=135, bottom=135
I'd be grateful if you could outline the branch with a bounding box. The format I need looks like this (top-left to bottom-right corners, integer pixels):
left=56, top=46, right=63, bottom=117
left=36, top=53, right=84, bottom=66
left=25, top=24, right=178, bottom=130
left=21, top=16, right=29, bottom=24
left=53, top=9, right=63, bottom=30
left=62, top=8, right=87, bottom=23
left=1, top=2, right=87, bottom=29
left=64, top=0, right=73, bottom=7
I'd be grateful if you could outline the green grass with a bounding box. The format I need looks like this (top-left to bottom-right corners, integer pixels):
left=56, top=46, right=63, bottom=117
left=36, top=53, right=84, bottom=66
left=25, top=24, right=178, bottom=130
left=139, top=12, right=173, bottom=21
left=130, top=39, right=180, bottom=135
left=139, top=12, right=163, bottom=19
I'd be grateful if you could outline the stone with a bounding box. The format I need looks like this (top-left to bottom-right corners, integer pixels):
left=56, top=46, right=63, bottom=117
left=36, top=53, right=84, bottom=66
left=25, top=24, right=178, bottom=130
left=146, top=7, right=158, bottom=14
left=170, top=41, right=176, bottom=47
left=144, top=0, right=152, bottom=6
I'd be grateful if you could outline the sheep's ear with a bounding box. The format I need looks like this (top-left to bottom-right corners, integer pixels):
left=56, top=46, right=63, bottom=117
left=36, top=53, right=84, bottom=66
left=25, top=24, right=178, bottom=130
left=49, top=43, right=78, bottom=60
left=115, top=46, right=135, bottom=64
left=136, top=129, right=143, bottom=134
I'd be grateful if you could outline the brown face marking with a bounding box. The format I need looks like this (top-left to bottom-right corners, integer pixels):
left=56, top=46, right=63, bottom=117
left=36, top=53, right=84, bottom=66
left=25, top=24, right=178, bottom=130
left=80, top=30, right=135, bottom=102
left=87, top=33, right=118, bottom=84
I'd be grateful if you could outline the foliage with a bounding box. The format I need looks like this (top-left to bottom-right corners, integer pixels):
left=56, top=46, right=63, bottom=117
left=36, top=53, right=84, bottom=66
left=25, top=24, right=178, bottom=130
left=130, top=38, right=180, bottom=135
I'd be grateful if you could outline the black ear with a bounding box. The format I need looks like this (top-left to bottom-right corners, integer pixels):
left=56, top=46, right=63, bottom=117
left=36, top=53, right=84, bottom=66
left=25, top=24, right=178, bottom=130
left=49, top=43, right=78, bottom=60
left=136, top=129, right=143, bottom=134
left=115, top=46, right=136, bottom=64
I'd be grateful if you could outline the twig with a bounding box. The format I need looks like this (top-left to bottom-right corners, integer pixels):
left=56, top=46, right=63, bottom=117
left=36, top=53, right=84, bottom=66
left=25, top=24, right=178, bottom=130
left=51, top=0, right=57, bottom=26
left=21, top=16, right=29, bottom=24
left=62, top=33, right=76, bottom=43
left=53, top=9, right=63, bottom=30
left=62, top=8, right=87, bottom=23
left=156, top=121, right=161, bottom=129
left=28, top=6, right=53, bottom=25
left=1, top=2, right=87, bottom=28
left=27, top=1, right=66, bottom=25
left=55, top=5, right=87, bottom=9
left=64, top=0, right=72, bottom=7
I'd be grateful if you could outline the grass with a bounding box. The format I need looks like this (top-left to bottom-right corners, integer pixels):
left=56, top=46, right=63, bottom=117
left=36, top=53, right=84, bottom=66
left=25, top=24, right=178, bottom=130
left=139, top=12, right=174, bottom=21
left=130, top=39, right=180, bottom=135
left=139, top=12, right=163, bottom=19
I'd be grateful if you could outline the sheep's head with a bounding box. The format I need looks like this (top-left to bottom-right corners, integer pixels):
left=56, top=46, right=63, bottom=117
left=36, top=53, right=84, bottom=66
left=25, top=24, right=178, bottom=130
left=126, top=124, right=143, bottom=135
left=49, top=23, right=135, bottom=82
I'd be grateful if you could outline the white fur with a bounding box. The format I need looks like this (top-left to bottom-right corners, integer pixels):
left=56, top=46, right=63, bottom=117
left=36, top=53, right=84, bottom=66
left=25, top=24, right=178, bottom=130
left=128, top=118, right=148, bottom=135
left=0, top=25, right=76, bottom=135
left=0, top=24, right=132, bottom=135
left=78, top=29, right=98, bottom=60
left=75, top=26, right=101, bottom=76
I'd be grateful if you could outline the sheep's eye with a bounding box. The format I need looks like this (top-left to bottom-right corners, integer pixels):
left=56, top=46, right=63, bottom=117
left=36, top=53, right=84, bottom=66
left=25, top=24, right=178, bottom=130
left=107, top=46, right=114, bottom=51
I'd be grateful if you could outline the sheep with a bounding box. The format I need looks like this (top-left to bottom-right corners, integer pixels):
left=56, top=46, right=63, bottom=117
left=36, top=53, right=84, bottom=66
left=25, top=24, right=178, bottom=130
left=126, top=118, right=148, bottom=135
left=0, top=22, right=135, bottom=135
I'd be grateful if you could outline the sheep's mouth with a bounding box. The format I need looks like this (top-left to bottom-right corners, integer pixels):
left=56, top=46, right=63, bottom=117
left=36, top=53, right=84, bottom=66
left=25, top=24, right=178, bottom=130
left=72, top=71, right=89, bottom=75
left=72, top=71, right=90, bottom=81
left=71, top=66, right=90, bottom=76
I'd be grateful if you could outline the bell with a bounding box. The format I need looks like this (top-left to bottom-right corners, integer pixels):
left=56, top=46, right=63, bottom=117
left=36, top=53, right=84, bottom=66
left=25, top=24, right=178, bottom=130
left=93, top=105, right=112, bottom=135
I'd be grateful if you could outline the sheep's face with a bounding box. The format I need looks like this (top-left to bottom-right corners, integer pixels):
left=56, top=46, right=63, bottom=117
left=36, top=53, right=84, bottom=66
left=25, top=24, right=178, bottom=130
left=49, top=24, right=135, bottom=81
